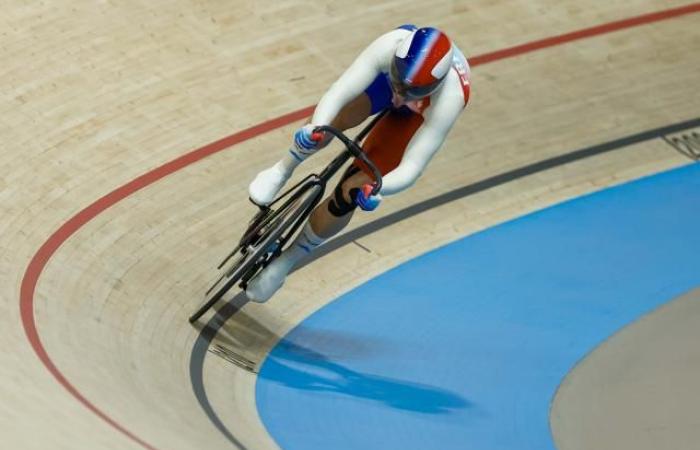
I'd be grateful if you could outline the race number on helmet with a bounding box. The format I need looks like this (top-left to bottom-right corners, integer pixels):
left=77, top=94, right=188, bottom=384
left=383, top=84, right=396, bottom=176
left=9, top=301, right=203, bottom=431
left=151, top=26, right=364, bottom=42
left=391, top=27, right=454, bottom=99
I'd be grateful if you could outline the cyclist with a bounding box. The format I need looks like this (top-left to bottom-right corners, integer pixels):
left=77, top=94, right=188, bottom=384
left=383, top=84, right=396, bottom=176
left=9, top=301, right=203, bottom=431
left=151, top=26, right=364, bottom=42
left=246, top=25, right=471, bottom=302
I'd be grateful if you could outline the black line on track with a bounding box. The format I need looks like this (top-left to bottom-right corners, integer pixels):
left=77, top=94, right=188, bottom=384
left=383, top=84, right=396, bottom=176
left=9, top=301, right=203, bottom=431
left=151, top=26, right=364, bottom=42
left=189, top=116, right=700, bottom=448
left=189, top=293, right=250, bottom=449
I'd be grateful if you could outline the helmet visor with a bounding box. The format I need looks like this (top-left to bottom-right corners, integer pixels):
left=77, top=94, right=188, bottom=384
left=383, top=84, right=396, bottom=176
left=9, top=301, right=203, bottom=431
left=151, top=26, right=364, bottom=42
left=390, top=61, right=443, bottom=100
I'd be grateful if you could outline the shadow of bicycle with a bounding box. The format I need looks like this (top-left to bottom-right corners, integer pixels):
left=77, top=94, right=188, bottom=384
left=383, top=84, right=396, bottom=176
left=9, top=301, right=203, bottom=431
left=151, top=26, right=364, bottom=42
left=258, top=336, right=472, bottom=415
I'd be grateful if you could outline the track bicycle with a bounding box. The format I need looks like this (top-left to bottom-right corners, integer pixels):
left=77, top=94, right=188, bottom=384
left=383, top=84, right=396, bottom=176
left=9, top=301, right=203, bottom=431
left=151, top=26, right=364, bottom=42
left=189, top=111, right=387, bottom=323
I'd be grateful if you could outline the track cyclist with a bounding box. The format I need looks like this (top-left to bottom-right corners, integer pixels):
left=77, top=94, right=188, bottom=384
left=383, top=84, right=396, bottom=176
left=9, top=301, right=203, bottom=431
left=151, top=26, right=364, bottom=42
left=245, top=25, right=471, bottom=302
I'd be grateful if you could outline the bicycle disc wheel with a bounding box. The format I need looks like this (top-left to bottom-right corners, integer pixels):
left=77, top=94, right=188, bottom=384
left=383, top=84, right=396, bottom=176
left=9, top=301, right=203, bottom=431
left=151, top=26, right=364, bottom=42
left=189, top=183, right=322, bottom=323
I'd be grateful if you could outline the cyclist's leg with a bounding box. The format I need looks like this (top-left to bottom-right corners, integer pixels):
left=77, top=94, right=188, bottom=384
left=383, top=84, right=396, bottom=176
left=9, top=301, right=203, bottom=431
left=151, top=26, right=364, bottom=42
left=245, top=165, right=370, bottom=302
left=246, top=168, right=370, bottom=303
left=309, top=165, right=372, bottom=238
left=308, top=108, right=423, bottom=238
left=246, top=108, right=421, bottom=302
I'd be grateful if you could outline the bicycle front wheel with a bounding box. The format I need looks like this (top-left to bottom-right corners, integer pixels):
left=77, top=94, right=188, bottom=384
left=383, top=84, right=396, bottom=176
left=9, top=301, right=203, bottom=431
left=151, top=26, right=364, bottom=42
left=189, top=183, right=322, bottom=323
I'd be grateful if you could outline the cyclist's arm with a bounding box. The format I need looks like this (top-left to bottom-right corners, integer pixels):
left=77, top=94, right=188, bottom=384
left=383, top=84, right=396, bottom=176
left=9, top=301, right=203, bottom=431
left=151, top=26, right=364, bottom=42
left=379, top=71, right=467, bottom=196
left=311, top=30, right=405, bottom=125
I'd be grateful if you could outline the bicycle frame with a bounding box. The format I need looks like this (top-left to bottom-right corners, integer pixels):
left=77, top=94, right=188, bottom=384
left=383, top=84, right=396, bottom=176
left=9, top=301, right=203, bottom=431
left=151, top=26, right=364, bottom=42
left=192, top=110, right=389, bottom=323
left=249, top=109, right=389, bottom=251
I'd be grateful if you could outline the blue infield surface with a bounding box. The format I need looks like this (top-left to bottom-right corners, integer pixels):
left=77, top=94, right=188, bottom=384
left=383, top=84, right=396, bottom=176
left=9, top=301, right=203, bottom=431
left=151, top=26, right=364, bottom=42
left=256, top=162, right=700, bottom=450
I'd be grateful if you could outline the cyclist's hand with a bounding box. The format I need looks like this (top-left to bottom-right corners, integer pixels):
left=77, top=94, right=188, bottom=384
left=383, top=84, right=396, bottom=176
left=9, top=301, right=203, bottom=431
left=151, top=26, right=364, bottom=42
left=294, top=124, right=327, bottom=152
left=354, top=183, right=382, bottom=211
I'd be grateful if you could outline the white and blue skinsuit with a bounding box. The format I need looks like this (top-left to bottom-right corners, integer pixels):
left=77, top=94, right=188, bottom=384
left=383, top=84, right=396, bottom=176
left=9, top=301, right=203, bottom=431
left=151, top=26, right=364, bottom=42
left=310, top=24, right=472, bottom=196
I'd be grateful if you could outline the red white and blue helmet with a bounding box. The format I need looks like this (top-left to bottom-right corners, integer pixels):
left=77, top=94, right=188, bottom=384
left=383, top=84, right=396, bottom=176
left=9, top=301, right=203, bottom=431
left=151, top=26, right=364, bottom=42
left=390, top=27, right=454, bottom=99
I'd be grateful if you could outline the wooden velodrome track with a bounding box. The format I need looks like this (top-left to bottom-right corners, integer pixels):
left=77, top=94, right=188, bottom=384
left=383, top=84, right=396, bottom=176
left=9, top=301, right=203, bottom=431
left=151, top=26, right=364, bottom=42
left=2, top=1, right=699, bottom=449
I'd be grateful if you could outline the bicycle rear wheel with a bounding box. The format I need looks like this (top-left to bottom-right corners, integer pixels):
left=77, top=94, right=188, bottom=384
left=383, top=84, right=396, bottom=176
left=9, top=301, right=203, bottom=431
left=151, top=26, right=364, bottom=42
left=189, top=183, right=322, bottom=323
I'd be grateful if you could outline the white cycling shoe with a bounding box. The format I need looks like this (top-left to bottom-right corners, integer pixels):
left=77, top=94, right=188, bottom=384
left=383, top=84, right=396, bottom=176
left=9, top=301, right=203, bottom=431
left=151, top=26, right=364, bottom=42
left=248, top=163, right=291, bottom=206
left=245, top=222, right=325, bottom=303
left=245, top=253, right=295, bottom=303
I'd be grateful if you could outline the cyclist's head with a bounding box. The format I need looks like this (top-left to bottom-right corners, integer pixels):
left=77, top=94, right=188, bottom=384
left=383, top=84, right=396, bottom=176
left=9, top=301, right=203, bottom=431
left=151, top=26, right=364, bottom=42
left=390, top=27, right=453, bottom=101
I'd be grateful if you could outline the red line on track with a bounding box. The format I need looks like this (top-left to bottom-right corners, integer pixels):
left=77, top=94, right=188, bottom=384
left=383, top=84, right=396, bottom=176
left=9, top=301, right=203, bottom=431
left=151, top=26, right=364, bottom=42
left=19, top=4, right=700, bottom=449
left=469, top=3, right=700, bottom=66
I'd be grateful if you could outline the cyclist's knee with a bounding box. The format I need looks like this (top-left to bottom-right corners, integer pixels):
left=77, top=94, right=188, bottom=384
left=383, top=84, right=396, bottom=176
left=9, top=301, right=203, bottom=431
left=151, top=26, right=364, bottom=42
left=328, top=181, right=357, bottom=217
left=327, top=166, right=373, bottom=217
